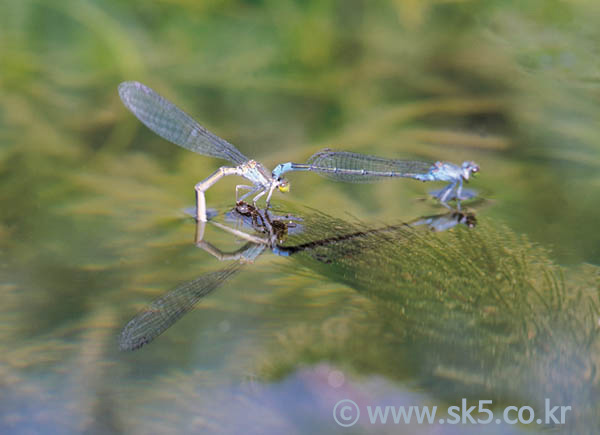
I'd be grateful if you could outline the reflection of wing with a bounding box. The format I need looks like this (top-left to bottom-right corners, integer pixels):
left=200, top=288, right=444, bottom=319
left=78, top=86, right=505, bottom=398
left=119, top=263, right=242, bottom=351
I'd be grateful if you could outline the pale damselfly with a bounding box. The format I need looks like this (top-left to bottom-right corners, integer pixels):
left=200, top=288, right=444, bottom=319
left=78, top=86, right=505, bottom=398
left=272, top=149, right=479, bottom=208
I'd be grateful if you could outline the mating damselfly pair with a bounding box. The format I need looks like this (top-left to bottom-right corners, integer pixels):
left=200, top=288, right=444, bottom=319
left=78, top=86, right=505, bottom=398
left=118, top=81, right=480, bottom=221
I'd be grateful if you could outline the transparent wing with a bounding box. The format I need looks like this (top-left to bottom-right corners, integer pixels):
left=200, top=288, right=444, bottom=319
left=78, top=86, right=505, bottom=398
left=119, top=263, right=242, bottom=351
left=118, top=81, right=249, bottom=165
left=306, top=149, right=433, bottom=183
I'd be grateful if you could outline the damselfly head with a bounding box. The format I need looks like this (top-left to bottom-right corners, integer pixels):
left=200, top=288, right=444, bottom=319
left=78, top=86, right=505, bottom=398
left=461, top=161, right=479, bottom=180
left=277, top=178, right=290, bottom=193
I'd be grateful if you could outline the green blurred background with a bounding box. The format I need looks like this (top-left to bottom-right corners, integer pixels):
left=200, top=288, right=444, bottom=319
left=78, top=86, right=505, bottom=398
left=2, top=0, right=599, bottom=263
left=1, top=0, right=600, bottom=434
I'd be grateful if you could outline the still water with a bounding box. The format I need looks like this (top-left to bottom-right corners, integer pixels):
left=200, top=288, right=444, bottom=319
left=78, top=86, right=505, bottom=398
left=1, top=1, right=599, bottom=434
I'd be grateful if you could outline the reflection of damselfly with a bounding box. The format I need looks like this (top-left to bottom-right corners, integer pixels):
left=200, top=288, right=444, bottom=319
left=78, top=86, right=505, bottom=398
left=118, top=204, right=299, bottom=351
left=409, top=211, right=476, bottom=232
left=118, top=204, right=478, bottom=351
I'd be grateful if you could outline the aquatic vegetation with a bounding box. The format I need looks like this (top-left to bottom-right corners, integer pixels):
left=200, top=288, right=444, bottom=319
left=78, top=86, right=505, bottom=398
left=261, top=211, right=600, bottom=431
